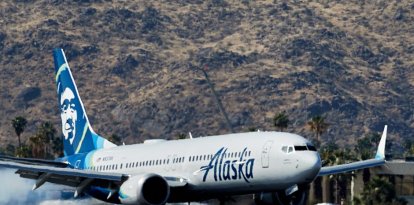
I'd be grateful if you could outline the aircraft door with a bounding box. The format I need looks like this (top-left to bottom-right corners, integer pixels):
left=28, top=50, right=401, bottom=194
left=261, top=140, right=274, bottom=168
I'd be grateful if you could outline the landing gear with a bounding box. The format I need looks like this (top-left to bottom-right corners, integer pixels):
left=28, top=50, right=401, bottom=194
left=254, top=188, right=307, bottom=205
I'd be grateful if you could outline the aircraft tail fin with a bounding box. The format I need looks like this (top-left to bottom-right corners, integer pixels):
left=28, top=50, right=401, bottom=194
left=53, top=48, right=116, bottom=156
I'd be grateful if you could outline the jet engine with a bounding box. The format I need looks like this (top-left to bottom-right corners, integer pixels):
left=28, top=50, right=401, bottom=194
left=119, top=173, right=170, bottom=205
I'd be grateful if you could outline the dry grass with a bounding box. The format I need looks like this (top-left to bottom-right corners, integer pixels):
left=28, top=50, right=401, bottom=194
left=0, top=0, right=413, bottom=152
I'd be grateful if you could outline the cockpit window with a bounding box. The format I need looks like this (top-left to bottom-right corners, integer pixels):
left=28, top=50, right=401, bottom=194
left=307, top=144, right=317, bottom=151
left=294, top=146, right=307, bottom=151
left=283, top=144, right=317, bottom=153
left=282, top=146, right=294, bottom=154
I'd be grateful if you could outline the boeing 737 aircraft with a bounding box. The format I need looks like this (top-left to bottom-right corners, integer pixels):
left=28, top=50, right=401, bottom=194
left=0, top=49, right=388, bottom=205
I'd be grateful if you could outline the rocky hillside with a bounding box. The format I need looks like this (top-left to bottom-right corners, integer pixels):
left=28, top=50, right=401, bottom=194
left=0, top=0, right=413, bottom=153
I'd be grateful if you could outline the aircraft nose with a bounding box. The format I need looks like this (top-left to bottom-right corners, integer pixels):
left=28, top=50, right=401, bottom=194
left=300, top=153, right=321, bottom=182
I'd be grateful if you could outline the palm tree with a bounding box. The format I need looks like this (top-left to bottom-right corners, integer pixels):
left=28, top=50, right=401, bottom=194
left=356, top=133, right=381, bottom=160
left=37, top=122, right=56, bottom=158
left=52, top=137, right=63, bottom=157
left=29, top=134, right=43, bottom=158
left=317, top=142, right=356, bottom=204
left=12, top=116, right=28, bottom=148
left=273, top=111, right=290, bottom=131
left=38, top=122, right=56, bottom=141
left=176, top=133, right=187, bottom=140
left=359, top=177, right=407, bottom=205
left=27, top=122, right=57, bottom=159
left=247, top=127, right=257, bottom=132
left=319, top=143, right=337, bottom=203
left=15, top=144, right=30, bottom=158
left=332, top=149, right=356, bottom=204
left=307, top=115, right=329, bottom=142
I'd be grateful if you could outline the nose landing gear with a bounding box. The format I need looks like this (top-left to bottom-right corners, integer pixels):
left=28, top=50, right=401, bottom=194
left=254, top=185, right=308, bottom=205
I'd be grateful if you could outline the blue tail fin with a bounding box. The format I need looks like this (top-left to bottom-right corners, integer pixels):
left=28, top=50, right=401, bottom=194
left=53, top=48, right=116, bottom=156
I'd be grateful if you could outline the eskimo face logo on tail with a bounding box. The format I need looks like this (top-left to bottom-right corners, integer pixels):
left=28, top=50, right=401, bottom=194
left=60, top=87, right=77, bottom=145
left=200, top=147, right=254, bottom=183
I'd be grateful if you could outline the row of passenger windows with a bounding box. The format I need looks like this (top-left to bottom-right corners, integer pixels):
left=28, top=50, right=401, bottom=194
left=86, top=157, right=182, bottom=172
left=189, top=151, right=252, bottom=162
left=85, top=151, right=253, bottom=172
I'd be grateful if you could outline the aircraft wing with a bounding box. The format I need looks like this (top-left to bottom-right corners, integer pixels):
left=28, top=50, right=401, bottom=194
left=0, top=156, right=187, bottom=195
left=318, top=125, right=387, bottom=176
left=318, top=158, right=384, bottom=176
left=0, top=157, right=129, bottom=196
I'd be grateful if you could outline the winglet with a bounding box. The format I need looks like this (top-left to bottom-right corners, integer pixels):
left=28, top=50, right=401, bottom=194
left=375, top=125, right=387, bottom=160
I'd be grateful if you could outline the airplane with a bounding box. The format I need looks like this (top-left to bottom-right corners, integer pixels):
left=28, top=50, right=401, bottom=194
left=0, top=48, right=388, bottom=205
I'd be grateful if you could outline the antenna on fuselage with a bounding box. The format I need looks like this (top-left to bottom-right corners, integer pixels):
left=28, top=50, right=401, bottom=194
left=189, top=132, right=193, bottom=139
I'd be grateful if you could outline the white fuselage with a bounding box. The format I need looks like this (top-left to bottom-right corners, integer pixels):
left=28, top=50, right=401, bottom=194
left=82, top=132, right=321, bottom=199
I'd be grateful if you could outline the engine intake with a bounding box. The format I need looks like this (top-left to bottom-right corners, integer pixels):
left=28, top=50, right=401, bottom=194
left=119, top=173, right=170, bottom=205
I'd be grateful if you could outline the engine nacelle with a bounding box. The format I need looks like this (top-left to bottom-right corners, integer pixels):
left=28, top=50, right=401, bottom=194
left=119, top=173, right=170, bottom=205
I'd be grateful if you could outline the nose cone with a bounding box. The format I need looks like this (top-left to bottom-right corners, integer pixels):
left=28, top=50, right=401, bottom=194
left=300, top=153, right=321, bottom=182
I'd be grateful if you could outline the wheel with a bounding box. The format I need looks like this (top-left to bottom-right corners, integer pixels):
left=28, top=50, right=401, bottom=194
left=254, top=188, right=307, bottom=205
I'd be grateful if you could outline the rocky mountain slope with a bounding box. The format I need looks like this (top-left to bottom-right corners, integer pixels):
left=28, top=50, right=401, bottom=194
left=0, top=0, right=413, bottom=153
